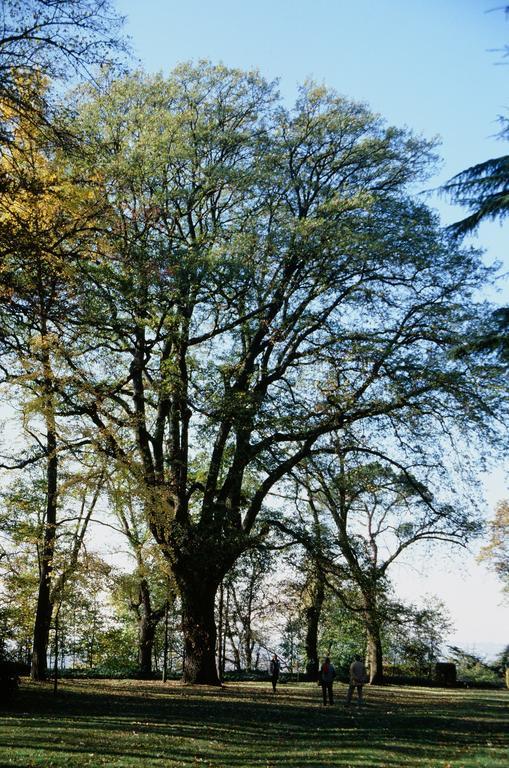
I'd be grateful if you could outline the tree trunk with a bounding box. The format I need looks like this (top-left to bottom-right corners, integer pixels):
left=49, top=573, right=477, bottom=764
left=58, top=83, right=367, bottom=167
left=304, top=604, right=321, bottom=680
left=365, top=613, right=384, bottom=684
left=138, top=619, right=156, bottom=678
left=137, top=579, right=164, bottom=678
left=243, top=632, right=254, bottom=671
left=216, top=581, right=224, bottom=680
left=31, top=570, right=53, bottom=680
left=31, top=381, right=58, bottom=681
left=303, top=571, right=324, bottom=680
left=180, top=580, right=220, bottom=684
left=138, top=626, right=155, bottom=677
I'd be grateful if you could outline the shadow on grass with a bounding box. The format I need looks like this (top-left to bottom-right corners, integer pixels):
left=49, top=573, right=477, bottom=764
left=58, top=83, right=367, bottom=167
left=0, top=680, right=507, bottom=767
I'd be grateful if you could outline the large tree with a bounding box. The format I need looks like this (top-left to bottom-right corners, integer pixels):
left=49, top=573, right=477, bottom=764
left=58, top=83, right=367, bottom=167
left=53, top=63, right=502, bottom=684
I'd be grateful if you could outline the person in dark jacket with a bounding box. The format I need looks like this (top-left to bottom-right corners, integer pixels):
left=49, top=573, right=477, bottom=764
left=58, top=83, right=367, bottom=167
left=269, top=654, right=281, bottom=692
left=319, top=656, right=336, bottom=705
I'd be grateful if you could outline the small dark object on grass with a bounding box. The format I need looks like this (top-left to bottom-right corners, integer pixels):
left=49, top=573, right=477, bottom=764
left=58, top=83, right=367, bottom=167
left=435, top=663, right=456, bottom=687
left=0, top=662, right=21, bottom=705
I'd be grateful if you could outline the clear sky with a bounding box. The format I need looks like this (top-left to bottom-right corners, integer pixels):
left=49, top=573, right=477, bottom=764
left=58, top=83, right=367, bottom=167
left=111, top=1, right=509, bottom=654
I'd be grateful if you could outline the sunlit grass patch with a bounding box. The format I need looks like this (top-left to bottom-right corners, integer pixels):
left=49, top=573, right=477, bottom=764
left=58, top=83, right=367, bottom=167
left=0, top=679, right=507, bottom=767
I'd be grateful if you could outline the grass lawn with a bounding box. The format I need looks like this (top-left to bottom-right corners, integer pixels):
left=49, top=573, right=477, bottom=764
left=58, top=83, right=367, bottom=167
left=0, top=678, right=507, bottom=768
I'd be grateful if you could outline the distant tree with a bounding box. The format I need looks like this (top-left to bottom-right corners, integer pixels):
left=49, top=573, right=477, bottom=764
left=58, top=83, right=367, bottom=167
left=317, top=590, right=452, bottom=680
left=220, top=548, right=275, bottom=673
left=447, top=645, right=502, bottom=685
left=0, top=547, right=37, bottom=665
left=0, top=467, right=103, bottom=678
left=111, top=569, right=170, bottom=678
left=107, top=473, right=175, bottom=678
left=279, top=616, right=304, bottom=676
left=290, top=448, right=482, bottom=684
left=388, top=598, right=453, bottom=679
left=478, top=500, right=509, bottom=594
left=494, top=644, right=509, bottom=673
left=318, top=590, right=366, bottom=673
left=57, top=551, right=112, bottom=671
left=276, top=485, right=327, bottom=680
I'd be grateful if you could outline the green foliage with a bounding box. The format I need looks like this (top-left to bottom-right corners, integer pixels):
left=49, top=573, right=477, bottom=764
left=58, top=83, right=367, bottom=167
left=442, top=118, right=509, bottom=238
left=318, top=589, right=453, bottom=680
left=447, top=645, right=504, bottom=686
left=87, top=624, right=139, bottom=677
left=319, top=594, right=366, bottom=672
left=387, top=598, right=453, bottom=678
left=1, top=59, right=506, bottom=683
left=479, top=500, right=509, bottom=593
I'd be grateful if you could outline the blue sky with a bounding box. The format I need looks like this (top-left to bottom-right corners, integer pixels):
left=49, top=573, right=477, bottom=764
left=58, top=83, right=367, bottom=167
left=112, top=0, right=508, bottom=654
left=114, top=1, right=506, bottom=179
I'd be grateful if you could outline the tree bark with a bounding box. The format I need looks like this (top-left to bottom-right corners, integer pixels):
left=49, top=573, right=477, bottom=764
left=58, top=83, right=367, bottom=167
left=31, top=568, right=53, bottom=680
left=216, top=581, right=224, bottom=680
left=179, top=579, right=221, bottom=684
left=303, top=574, right=324, bottom=680
left=243, top=634, right=254, bottom=671
left=31, top=358, right=58, bottom=681
left=364, top=606, right=384, bottom=684
left=137, top=579, right=159, bottom=678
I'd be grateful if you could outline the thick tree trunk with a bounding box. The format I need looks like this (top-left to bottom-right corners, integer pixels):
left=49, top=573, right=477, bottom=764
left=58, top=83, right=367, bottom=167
left=138, top=579, right=156, bottom=678
left=138, top=618, right=157, bottom=678
left=304, top=604, right=321, bottom=680
left=137, top=579, right=165, bottom=678
left=243, top=632, right=254, bottom=671
left=303, top=575, right=324, bottom=680
left=366, top=626, right=384, bottom=684
left=180, top=580, right=221, bottom=684
left=31, top=571, right=53, bottom=680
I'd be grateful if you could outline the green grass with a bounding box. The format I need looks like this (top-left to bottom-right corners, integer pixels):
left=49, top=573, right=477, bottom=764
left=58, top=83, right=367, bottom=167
left=0, top=678, right=507, bottom=767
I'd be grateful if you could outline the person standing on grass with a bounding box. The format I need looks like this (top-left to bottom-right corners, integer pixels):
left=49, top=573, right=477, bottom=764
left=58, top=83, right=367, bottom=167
left=269, top=654, right=281, bottom=693
left=346, top=655, right=368, bottom=705
left=320, top=656, right=336, bottom=706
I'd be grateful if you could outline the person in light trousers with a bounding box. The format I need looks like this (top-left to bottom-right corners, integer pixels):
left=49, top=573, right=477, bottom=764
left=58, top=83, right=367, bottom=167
left=346, top=656, right=368, bottom=705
